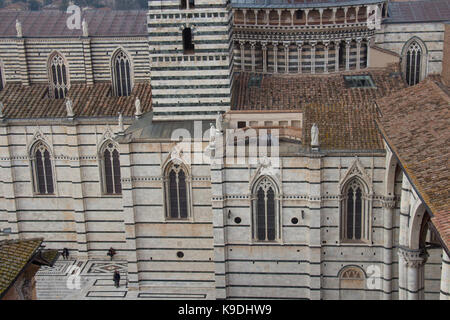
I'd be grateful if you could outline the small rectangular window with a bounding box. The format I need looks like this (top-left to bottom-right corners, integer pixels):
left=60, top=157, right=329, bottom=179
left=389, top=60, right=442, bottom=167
left=237, top=121, right=246, bottom=128
left=343, top=75, right=376, bottom=88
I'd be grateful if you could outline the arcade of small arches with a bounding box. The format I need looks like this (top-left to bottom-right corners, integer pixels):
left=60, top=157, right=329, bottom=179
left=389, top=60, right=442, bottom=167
left=234, top=37, right=370, bottom=74
left=232, top=2, right=388, bottom=28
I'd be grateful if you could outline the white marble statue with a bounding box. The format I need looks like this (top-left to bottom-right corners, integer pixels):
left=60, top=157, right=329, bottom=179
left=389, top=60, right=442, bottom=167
left=135, top=97, right=142, bottom=117
left=82, top=19, right=89, bottom=37
left=118, top=112, right=124, bottom=132
left=215, top=112, right=223, bottom=132
left=65, top=98, right=74, bottom=117
left=311, top=123, right=319, bottom=147
left=16, top=19, right=22, bottom=38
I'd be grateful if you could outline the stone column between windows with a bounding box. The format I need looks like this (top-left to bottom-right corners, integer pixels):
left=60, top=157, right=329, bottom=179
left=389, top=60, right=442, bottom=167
left=119, top=141, right=139, bottom=289
left=82, top=37, right=94, bottom=86
left=66, top=122, right=89, bottom=259
left=440, top=250, right=450, bottom=300
left=382, top=197, right=396, bottom=299
left=366, top=37, right=371, bottom=68
left=310, top=41, right=317, bottom=74
left=250, top=41, right=256, bottom=72
left=335, top=40, right=340, bottom=72
left=399, top=248, right=428, bottom=300
left=0, top=124, right=19, bottom=239
left=16, top=38, right=30, bottom=86
left=211, top=134, right=229, bottom=299
left=296, top=41, right=303, bottom=73
left=308, top=153, right=323, bottom=300
left=239, top=41, right=246, bottom=71
left=284, top=41, right=290, bottom=74
left=273, top=42, right=278, bottom=74
left=356, top=37, right=362, bottom=70
left=398, top=173, right=411, bottom=299
left=262, top=41, right=268, bottom=73
left=323, top=41, right=329, bottom=73
left=345, top=38, right=351, bottom=71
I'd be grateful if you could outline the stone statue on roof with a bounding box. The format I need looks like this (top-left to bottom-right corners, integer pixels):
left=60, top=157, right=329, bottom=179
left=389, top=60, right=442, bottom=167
left=82, top=19, right=89, bottom=37
left=311, top=123, right=319, bottom=148
left=65, top=98, right=74, bottom=118
left=118, top=112, right=124, bottom=132
left=135, top=97, right=142, bottom=118
left=215, top=112, right=223, bottom=132
left=16, top=19, right=22, bottom=38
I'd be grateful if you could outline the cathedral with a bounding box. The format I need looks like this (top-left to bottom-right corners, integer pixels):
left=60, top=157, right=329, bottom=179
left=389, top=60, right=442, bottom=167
left=0, top=0, right=449, bottom=300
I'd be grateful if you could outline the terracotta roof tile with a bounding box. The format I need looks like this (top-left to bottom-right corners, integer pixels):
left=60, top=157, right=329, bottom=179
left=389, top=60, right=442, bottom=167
left=0, top=10, right=147, bottom=38
left=376, top=79, right=450, bottom=250
left=0, top=238, right=43, bottom=298
left=0, top=81, right=152, bottom=119
left=232, top=70, right=408, bottom=150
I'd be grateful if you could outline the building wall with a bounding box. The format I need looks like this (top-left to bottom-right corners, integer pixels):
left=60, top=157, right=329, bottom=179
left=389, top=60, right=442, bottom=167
left=375, top=22, right=446, bottom=76
left=0, top=36, right=150, bottom=84
left=0, top=121, right=128, bottom=259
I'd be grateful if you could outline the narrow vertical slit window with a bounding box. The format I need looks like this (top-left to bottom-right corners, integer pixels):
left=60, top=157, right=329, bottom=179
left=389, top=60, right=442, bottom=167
left=183, top=28, right=195, bottom=55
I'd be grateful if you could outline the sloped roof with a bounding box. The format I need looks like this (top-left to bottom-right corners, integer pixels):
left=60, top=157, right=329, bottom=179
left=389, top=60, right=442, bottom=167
left=376, top=79, right=450, bottom=251
left=0, top=9, right=147, bottom=38
left=386, top=0, right=450, bottom=24
left=0, top=238, right=43, bottom=298
left=232, top=69, right=408, bottom=150
left=0, top=81, right=152, bottom=119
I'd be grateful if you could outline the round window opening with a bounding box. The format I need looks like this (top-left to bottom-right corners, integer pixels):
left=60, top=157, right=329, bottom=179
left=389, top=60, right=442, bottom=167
left=291, top=217, right=299, bottom=225
left=177, top=251, right=184, bottom=258
left=234, top=217, right=242, bottom=224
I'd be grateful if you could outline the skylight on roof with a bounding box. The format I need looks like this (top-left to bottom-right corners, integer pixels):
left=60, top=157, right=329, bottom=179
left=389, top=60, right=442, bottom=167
left=344, top=75, right=376, bottom=88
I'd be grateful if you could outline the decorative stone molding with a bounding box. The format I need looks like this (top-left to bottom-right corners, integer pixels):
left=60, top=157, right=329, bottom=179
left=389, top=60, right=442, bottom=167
left=381, top=197, right=396, bottom=209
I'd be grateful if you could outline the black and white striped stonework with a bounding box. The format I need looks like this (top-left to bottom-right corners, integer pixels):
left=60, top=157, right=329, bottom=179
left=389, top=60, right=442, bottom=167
left=148, top=0, right=233, bottom=120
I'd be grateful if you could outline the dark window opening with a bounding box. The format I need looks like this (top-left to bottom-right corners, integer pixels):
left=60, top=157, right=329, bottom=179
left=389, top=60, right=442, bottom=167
left=339, top=42, right=345, bottom=68
left=295, top=10, right=303, bottom=20
left=103, top=143, right=122, bottom=195
left=405, top=42, right=421, bottom=86
left=237, top=121, right=246, bottom=129
left=180, top=0, right=194, bottom=9
left=167, top=164, right=189, bottom=219
left=255, top=178, right=277, bottom=241
left=183, top=28, right=195, bottom=54
left=33, top=143, right=54, bottom=195
left=0, top=66, right=3, bottom=91
left=112, top=50, right=132, bottom=96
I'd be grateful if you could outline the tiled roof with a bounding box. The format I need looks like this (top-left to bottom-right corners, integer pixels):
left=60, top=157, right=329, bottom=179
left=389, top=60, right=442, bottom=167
left=386, top=0, right=450, bottom=23
left=231, top=0, right=385, bottom=9
left=232, top=69, right=408, bottom=150
left=0, top=238, right=43, bottom=298
left=0, top=81, right=152, bottom=119
left=0, top=9, right=147, bottom=38
left=376, top=79, right=450, bottom=251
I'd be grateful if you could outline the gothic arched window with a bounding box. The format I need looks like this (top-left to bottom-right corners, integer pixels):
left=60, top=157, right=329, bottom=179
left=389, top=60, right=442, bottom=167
left=252, top=176, right=279, bottom=241
left=164, top=162, right=190, bottom=219
left=31, top=142, right=54, bottom=195
left=339, top=266, right=365, bottom=300
left=405, top=41, right=422, bottom=86
left=48, top=52, right=69, bottom=99
left=341, top=178, right=370, bottom=242
left=100, top=142, right=121, bottom=195
left=112, top=49, right=133, bottom=97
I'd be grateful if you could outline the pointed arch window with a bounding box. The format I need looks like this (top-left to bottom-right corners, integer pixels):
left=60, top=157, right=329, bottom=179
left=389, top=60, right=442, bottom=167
left=252, top=177, right=279, bottom=241
left=112, top=50, right=133, bottom=97
left=48, top=52, right=69, bottom=99
left=164, top=162, right=191, bottom=220
left=101, top=142, right=122, bottom=195
left=405, top=41, right=422, bottom=86
left=31, top=142, right=54, bottom=195
left=341, top=178, right=370, bottom=242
